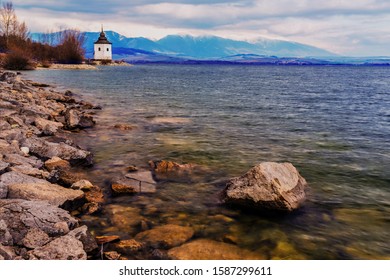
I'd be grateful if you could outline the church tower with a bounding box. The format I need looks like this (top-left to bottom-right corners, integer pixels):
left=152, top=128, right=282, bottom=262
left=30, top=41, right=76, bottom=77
left=94, top=26, right=112, bottom=60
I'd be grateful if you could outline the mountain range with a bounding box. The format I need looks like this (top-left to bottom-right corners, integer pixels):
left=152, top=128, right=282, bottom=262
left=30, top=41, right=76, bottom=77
left=32, top=31, right=337, bottom=62
left=31, top=31, right=390, bottom=65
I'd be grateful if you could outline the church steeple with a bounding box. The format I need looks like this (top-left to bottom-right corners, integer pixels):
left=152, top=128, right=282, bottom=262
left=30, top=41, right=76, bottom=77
left=95, top=25, right=112, bottom=45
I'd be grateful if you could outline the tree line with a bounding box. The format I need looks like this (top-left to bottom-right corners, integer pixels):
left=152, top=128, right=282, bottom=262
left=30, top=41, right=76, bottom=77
left=0, top=1, right=85, bottom=70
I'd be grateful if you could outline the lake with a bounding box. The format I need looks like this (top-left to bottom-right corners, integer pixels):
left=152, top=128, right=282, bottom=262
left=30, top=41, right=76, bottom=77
left=24, top=65, right=390, bottom=259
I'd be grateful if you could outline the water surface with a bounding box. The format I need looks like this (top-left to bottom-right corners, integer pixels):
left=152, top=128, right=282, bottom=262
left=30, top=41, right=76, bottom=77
left=25, top=65, right=390, bottom=259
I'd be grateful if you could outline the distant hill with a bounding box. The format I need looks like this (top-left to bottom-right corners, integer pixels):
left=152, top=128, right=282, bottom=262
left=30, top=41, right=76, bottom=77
left=32, top=31, right=336, bottom=62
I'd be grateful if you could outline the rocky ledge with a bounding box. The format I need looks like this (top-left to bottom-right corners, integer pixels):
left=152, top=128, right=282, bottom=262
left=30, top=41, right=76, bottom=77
left=0, top=71, right=101, bottom=259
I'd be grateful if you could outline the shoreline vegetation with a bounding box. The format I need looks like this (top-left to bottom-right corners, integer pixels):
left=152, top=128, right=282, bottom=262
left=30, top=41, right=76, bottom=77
left=0, top=70, right=308, bottom=260
left=0, top=2, right=97, bottom=71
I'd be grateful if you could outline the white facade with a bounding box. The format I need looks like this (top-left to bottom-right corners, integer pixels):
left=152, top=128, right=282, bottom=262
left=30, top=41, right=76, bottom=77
left=94, top=43, right=112, bottom=60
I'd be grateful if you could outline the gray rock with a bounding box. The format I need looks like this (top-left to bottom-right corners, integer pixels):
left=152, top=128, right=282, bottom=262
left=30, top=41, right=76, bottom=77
left=0, top=128, right=26, bottom=143
left=67, top=225, right=98, bottom=253
left=64, top=108, right=95, bottom=129
left=27, top=235, right=87, bottom=260
left=8, top=182, right=85, bottom=211
left=6, top=115, right=24, bottom=127
left=9, top=165, right=50, bottom=179
left=78, top=114, right=95, bottom=128
left=0, top=245, right=17, bottom=260
left=0, top=161, right=9, bottom=175
left=0, top=219, right=13, bottom=246
left=0, top=199, right=78, bottom=245
left=222, top=162, right=308, bottom=212
left=22, top=137, right=92, bottom=165
left=0, top=171, right=45, bottom=187
left=0, top=120, right=11, bottom=130
left=0, top=71, right=17, bottom=83
left=34, top=117, right=63, bottom=136
left=64, top=109, right=80, bottom=129
left=1, top=171, right=84, bottom=210
left=22, top=228, right=51, bottom=249
left=3, top=153, right=43, bottom=168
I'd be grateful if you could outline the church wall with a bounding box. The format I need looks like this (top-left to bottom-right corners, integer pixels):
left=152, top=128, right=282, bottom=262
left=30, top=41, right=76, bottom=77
left=94, top=43, right=112, bottom=60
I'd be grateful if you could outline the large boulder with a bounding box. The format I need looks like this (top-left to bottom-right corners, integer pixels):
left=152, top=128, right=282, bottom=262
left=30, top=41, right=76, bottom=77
left=168, top=239, right=265, bottom=260
left=22, top=137, right=92, bottom=165
left=1, top=172, right=85, bottom=210
left=0, top=199, right=78, bottom=246
left=221, top=162, right=307, bottom=212
left=135, top=224, right=194, bottom=249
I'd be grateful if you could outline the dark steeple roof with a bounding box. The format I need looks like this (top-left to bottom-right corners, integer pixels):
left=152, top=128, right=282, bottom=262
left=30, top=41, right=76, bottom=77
left=94, top=27, right=112, bottom=45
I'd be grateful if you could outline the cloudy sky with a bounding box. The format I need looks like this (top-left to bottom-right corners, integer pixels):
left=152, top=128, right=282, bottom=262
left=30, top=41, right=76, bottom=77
left=12, top=0, right=390, bottom=56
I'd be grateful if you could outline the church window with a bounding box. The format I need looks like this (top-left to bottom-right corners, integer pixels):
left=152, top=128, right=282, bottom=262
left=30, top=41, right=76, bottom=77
left=98, top=47, right=101, bottom=51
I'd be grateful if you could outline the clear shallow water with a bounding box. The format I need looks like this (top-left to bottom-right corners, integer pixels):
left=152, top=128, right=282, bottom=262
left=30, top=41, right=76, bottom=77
left=25, top=65, right=390, bottom=259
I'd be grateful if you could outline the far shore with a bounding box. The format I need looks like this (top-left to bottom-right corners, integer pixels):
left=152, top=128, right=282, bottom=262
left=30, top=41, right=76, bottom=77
left=37, top=61, right=132, bottom=70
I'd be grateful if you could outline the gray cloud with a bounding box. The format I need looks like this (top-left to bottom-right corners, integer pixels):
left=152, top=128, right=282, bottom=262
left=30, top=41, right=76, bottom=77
left=12, top=0, right=390, bottom=56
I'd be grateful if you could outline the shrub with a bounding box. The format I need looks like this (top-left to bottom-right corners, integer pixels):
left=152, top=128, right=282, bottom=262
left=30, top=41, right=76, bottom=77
left=3, top=48, right=35, bottom=70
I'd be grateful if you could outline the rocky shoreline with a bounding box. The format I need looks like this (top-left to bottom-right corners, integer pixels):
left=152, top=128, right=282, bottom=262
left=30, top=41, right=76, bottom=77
left=0, top=70, right=309, bottom=260
left=0, top=71, right=102, bottom=259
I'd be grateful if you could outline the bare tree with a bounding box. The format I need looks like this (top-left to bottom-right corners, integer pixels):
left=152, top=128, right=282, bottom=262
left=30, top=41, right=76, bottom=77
left=0, top=2, right=17, bottom=45
left=56, top=29, right=86, bottom=63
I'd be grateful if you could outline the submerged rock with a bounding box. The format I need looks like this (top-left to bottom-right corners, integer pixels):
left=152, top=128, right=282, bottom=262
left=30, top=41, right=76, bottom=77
left=135, top=224, right=194, bottom=249
left=149, top=160, right=202, bottom=182
left=114, top=124, right=135, bottom=131
left=111, top=171, right=156, bottom=195
left=104, top=251, right=122, bottom=260
left=104, top=205, right=143, bottom=234
left=114, top=239, right=144, bottom=254
left=95, top=235, right=120, bottom=245
left=221, top=162, right=307, bottom=212
left=168, top=239, right=265, bottom=260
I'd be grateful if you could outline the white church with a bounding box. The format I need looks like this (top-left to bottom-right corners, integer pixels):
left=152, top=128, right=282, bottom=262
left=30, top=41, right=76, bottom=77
left=94, top=27, right=112, bottom=61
